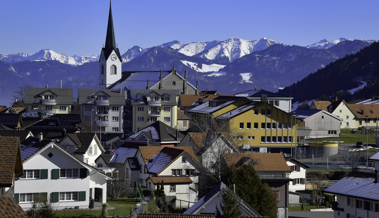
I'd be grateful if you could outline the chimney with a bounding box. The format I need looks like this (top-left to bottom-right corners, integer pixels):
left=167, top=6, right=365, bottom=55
left=60, top=80, right=62, bottom=88
left=39, top=132, right=43, bottom=142
left=261, top=94, right=267, bottom=103
left=46, top=84, right=48, bottom=88
left=62, top=128, right=67, bottom=137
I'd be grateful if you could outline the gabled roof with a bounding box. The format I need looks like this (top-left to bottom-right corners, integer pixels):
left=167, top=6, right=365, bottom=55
left=0, top=114, right=22, bottom=129
left=223, top=153, right=291, bottom=172
left=0, top=137, right=23, bottom=186
left=78, top=89, right=125, bottom=105
left=291, top=109, right=343, bottom=121
left=128, top=121, right=184, bottom=143
left=285, top=158, right=311, bottom=168
left=177, top=110, right=191, bottom=120
left=20, top=138, right=111, bottom=179
left=250, top=89, right=290, bottom=98
left=369, top=151, right=379, bottom=161
left=95, top=153, right=114, bottom=165
left=188, top=96, right=247, bottom=115
left=109, top=71, right=170, bottom=90
left=188, top=132, right=207, bottom=148
left=109, top=146, right=138, bottom=165
left=146, top=147, right=185, bottom=174
left=184, top=182, right=261, bottom=217
left=0, top=196, right=27, bottom=218
left=24, top=88, right=73, bottom=105
left=64, top=133, right=104, bottom=154
left=25, top=116, right=79, bottom=132
left=325, top=177, right=379, bottom=201
left=348, top=104, right=379, bottom=119
left=311, top=100, right=332, bottom=111
left=0, top=130, right=32, bottom=141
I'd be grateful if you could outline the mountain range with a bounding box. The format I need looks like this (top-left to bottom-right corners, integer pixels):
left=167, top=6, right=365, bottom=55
left=0, top=37, right=375, bottom=105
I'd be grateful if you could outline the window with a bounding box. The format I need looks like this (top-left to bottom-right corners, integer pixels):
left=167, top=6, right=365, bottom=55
left=98, top=163, right=103, bottom=168
left=254, top=109, right=258, bottom=115
left=346, top=115, right=349, bottom=119
left=21, top=170, right=40, bottom=179
left=137, top=117, right=144, bottom=122
left=110, top=65, right=117, bottom=75
left=150, top=117, right=157, bottom=122
left=340, top=110, right=342, bottom=113
left=322, top=116, right=324, bottom=119
left=261, top=109, right=266, bottom=115
left=267, top=123, right=271, bottom=129
left=137, top=107, right=144, bottom=111
left=19, top=193, right=45, bottom=202
left=170, top=185, right=176, bottom=192
left=164, top=107, right=171, bottom=112
left=248, top=136, right=255, bottom=140
left=356, top=199, right=363, bottom=209
left=366, top=119, right=370, bottom=123
left=347, top=122, right=349, bottom=126
left=328, top=130, right=337, bottom=134
left=154, top=96, right=160, bottom=101
left=164, top=117, right=171, bottom=122
left=272, top=136, right=276, bottom=142
left=59, top=106, right=66, bottom=111
left=172, top=169, right=181, bottom=176
left=239, top=122, right=244, bottom=129
left=266, top=137, right=271, bottom=142
left=283, top=136, right=288, bottom=142
left=236, top=136, right=243, bottom=140
left=112, top=116, right=119, bottom=121
left=266, top=109, right=272, bottom=116
left=112, top=127, right=119, bottom=132
left=293, top=178, right=302, bottom=184
left=164, top=96, right=170, bottom=101
left=359, top=120, right=362, bottom=125
left=60, top=169, right=79, bottom=178
left=100, top=127, right=105, bottom=131
left=278, top=136, right=282, bottom=142
left=185, top=169, right=195, bottom=176
left=32, top=105, right=38, bottom=110
left=112, top=106, right=119, bottom=111
left=247, top=122, right=251, bottom=129
left=45, top=106, right=52, bottom=110
left=272, top=123, right=277, bottom=129
left=261, top=136, right=266, bottom=143
left=261, top=123, right=266, bottom=129
left=182, top=157, right=187, bottom=163
left=59, top=192, right=78, bottom=201
left=88, top=146, right=93, bottom=154
left=254, top=123, right=258, bottom=129
left=274, top=101, right=279, bottom=106
left=278, top=123, right=283, bottom=128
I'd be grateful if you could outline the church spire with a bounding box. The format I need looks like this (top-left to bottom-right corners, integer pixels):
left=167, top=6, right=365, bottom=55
left=105, top=1, right=116, bottom=50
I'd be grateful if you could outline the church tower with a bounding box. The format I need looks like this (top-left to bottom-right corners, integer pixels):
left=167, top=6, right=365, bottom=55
left=99, top=2, right=122, bottom=89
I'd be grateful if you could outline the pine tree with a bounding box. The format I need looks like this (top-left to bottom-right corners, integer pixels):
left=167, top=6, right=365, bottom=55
left=215, top=189, right=241, bottom=218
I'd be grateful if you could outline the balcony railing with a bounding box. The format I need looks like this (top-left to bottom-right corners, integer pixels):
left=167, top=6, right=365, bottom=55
left=96, top=120, right=109, bottom=126
left=96, top=99, right=109, bottom=106
left=42, top=110, right=56, bottom=115
left=258, top=172, right=289, bottom=179
left=148, top=100, right=161, bottom=106
left=96, top=110, right=109, bottom=115
left=148, top=111, right=161, bottom=117
left=41, top=99, right=56, bottom=105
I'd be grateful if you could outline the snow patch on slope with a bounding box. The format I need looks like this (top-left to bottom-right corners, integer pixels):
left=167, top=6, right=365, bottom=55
left=239, top=72, right=253, bottom=83
left=306, top=38, right=351, bottom=49
left=348, top=81, right=367, bottom=94
left=180, top=60, right=225, bottom=73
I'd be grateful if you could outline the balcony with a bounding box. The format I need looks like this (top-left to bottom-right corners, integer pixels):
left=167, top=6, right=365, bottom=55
left=96, top=110, right=109, bottom=116
left=258, top=172, right=290, bottom=180
left=96, top=99, right=109, bottom=106
left=42, top=110, right=56, bottom=115
left=41, top=99, right=56, bottom=105
left=148, top=100, right=161, bottom=106
left=148, top=111, right=161, bottom=117
left=96, top=120, right=109, bottom=126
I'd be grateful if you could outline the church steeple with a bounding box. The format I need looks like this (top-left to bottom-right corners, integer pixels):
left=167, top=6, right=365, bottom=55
left=99, top=1, right=122, bottom=89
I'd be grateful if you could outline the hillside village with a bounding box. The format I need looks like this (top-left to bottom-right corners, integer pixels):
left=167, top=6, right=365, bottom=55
left=1, top=3, right=379, bottom=218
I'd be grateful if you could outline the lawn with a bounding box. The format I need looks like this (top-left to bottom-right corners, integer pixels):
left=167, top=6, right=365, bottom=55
left=308, top=129, right=378, bottom=144
left=54, top=198, right=139, bottom=217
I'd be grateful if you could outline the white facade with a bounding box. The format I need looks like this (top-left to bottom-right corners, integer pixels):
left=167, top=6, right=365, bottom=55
left=332, top=101, right=356, bottom=129
left=333, top=195, right=379, bottom=218
left=287, top=160, right=307, bottom=191
left=99, top=50, right=122, bottom=89
left=59, top=136, right=103, bottom=167
left=14, top=142, right=109, bottom=210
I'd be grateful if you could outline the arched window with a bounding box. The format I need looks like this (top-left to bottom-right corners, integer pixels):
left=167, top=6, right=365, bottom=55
left=101, top=65, right=104, bottom=74
left=110, top=65, right=117, bottom=75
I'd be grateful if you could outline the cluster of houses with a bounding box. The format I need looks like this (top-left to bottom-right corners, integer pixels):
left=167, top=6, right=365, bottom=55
left=2, top=3, right=379, bottom=218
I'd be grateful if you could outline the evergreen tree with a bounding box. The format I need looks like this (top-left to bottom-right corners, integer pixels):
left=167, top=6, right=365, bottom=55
left=216, top=189, right=241, bottom=218
left=223, top=165, right=278, bottom=218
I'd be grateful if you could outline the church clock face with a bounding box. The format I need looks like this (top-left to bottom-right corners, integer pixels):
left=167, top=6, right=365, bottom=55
left=111, top=54, right=117, bottom=61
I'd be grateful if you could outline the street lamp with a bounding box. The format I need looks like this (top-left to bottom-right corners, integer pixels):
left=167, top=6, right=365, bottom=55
left=367, top=118, right=369, bottom=170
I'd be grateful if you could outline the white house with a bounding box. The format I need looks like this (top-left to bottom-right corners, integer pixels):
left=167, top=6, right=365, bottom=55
left=286, top=158, right=310, bottom=205
left=14, top=138, right=111, bottom=210
left=59, top=133, right=104, bottom=167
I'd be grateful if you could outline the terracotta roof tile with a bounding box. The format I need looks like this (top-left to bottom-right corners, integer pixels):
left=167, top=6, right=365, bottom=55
left=311, top=101, right=332, bottom=111
left=348, top=104, right=379, bottom=119
left=177, top=110, right=191, bottom=120
left=0, top=196, right=27, bottom=218
left=188, top=132, right=207, bottom=148
left=0, top=137, right=21, bottom=186
left=148, top=176, right=192, bottom=184
left=224, top=153, right=291, bottom=172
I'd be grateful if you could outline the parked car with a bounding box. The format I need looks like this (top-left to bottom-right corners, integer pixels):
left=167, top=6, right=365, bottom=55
left=356, top=141, right=363, bottom=148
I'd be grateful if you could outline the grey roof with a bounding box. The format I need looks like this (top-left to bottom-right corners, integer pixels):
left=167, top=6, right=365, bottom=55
left=96, top=154, right=114, bottom=165
left=0, top=130, right=32, bottom=141
left=184, top=182, right=261, bottom=217
left=369, top=151, right=379, bottom=160
left=78, top=89, right=125, bottom=105
left=25, top=117, right=79, bottom=132
left=188, top=96, right=246, bottom=115
left=250, top=89, right=291, bottom=98
left=109, top=146, right=138, bottom=164
left=128, top=121, right=184, bottom=142
left=24, top=88, right=73, bottom=105
left=291, top=109, right=321, bottom=120
left=64, top=133, right=103, bottom=154
left=20, top=137, right=52, bottom=161
left=130, top=89, right=180, bottom=106
left=216, top=102, right=259, bottom=120
left=324, top=177, right=379, bottom=201
left=110, top=71, right=171, bottom=90
left=146, top=147, right=184, bottom=174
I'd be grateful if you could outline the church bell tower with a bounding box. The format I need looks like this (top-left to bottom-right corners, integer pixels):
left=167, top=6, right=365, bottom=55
left=99, top=2, right=122, bottom=89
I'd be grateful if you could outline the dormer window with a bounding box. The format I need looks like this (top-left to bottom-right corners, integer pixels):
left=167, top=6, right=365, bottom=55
left=154, top=96, right=160, bottom=101
left=164, top=96, right=170, bottom=101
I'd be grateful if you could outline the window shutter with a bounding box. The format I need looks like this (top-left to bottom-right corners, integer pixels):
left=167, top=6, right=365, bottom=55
left=293, top=179, right=296, bottom=185
left=297, top=165, right=300, bottom=172
left=79, top=191, right=86, bottom=201
left=41, top=169, right=48, bottom=179
left=301, top=178, right=305, bottom=184
left=52, top=169, right=59, bottom=179
left=290, top=166, right=294, bottom=171
left=14, top=194, right=19, bottom=203
left=51, top=192, right=59, bottom=203
left=356, top=199, right=359, bottom=208
left=39, top=192, right=48, bottom=202
left=80, top=168, right=88, bottom=178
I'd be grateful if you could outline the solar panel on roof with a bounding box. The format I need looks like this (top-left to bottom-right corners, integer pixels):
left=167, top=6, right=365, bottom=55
left=31, top=112, right=39, bottom=117
left=23, top=113, right=30, bottom=117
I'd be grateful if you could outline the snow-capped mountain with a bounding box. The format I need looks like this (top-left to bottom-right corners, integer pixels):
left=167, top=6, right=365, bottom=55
left=306, top=37, right=354, bottom=49
left=0, top=49, right=98, bottom=66
left=121, top=46, right=147, bottom=63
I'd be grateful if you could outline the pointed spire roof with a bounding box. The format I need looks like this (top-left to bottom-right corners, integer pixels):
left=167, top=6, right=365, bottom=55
left=101, top=1, right=122, bottom=61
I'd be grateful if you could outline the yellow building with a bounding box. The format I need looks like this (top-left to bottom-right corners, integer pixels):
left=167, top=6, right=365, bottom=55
left=348, top=104, right=379, bottom=129
left=189, top=96, right=297, bottom=154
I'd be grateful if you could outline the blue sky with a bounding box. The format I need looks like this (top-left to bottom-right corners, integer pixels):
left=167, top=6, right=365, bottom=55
left=1, top=0, right=379, bottom=56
